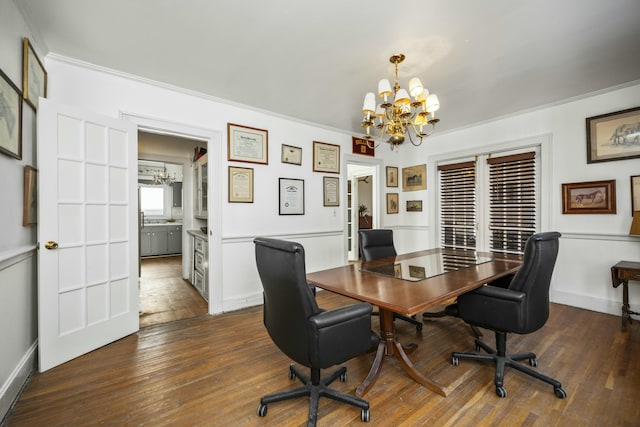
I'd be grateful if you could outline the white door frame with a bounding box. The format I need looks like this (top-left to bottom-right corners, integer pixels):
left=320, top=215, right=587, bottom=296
left=344, top=154, right=383, bottom=263
left=121, top=112, right=223, bottom=314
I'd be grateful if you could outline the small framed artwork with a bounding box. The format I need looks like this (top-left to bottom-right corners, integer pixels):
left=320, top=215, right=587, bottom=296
left=631, top=175, right=640, bottom=215
left=586, top=106, right=640, bottom=164
left=562, top=180, right=616, bottom=214
left=228, top=166, right=253, bottom=203
left=409, top=265, right=426, bottom=279
left=393, top=263, right=402, bottom=278
left=407, top=200, right=422, bottom=212
left=22, top=37, right=47, bottom=111
left=279, top=178, right=304, bottom=215
left=323, top=176, right=339, bottom=207
left=23, top=165, right=37, bottom=226
left=352, top=136, right=374, bottom=156
left=227, top=123, right=268, bottom=164
left=0, top=68, right=23, bottom=159
left=313, top=141, right=340, bottom=173
left=281, top=144, right=302, bottom=165
left=402, top=164, right=427, bottom=191
left=386, top=193, right=399, bottom=214
left=386, top=166, right=398, bottom=187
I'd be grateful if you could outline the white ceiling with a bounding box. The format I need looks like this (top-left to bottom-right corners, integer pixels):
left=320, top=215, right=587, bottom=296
left=17, top=0, right=640, bottom=135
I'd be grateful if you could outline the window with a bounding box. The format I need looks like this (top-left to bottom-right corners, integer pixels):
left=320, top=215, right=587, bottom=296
left=438, top=150, right=538, bottom=255
left=439, top=161, right=477, bottom=250
left=140, top=186, right=165, bottom=215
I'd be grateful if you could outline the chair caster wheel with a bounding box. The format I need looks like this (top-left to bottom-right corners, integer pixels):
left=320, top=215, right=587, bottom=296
left=451, top=356, right=459, bottom=366
left=554, top=387, right=567, bottom=399
left=416, top=323, right=423, bottom=332
left=361, top=408, right=370, bottom=422
left=288, top=367, right=295, bottom=380
left=529, top=357, right=537, bottom=367
left=496, top=386, right=507, bottom=398
left=474, top=341, right=482, bottom=352
left=340, top=371, right=348, bottom=382
left=257, top=403, right=267, bottom=417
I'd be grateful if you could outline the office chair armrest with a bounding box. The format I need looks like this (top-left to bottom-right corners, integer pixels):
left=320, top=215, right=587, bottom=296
left=309, top=303, right=376, bottom=369
left=457, top=286, right=526, bottom=331
left=310, top=302, right=372, bottom=329
left=471, top=285, right=525, bottom=302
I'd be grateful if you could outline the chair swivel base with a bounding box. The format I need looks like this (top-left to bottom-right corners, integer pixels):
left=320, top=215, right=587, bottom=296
left=258, top=364, right=371, bottom=427
left=451, top=333, right=567, bottom=399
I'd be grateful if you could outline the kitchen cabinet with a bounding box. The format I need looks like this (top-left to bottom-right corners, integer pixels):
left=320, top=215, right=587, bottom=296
left=194, top=154, right=208, bottom=218
left=192, top=232, right=208, bottom=301
left=140, top=225, right=182, bottom=257
left=172, top=182, right=183, bottom=207
left=167, top=225, right=182, bottom=254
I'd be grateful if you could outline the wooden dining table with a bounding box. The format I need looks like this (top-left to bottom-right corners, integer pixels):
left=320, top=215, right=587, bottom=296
left=306, top=248, right=522, bottom=397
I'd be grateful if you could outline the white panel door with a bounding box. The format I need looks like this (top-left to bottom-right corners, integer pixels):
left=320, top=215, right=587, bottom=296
left=38, top=99, right=139, bottom=372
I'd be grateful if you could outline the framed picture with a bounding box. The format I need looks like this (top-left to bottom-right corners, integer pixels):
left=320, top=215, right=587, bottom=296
left=227, top=123, right=268, bottom=164
left=352, top=136, right=374, bottom=156
left=228, top=166, right=253, bottom=203
left=23, top=165, right=37, bottom=226
left=586, top=106, right=640, bottom=164
left=631, top=175, right=640, bottom=215
left=0, top=68, right=23, bottom=159
left=409, top=265, right=426, bottom=279
left=323, top=176, right=339, bottom=207
left=386, top=166, right=398, bottom=187
left=313, top=141, right=340, bottom=173
left=279, top=178, right=304, bottom=215
left=386, top=193, right=399, bottom=214
left=22, top=37, right=47, bottom=111
left=407, top=200, right=422, bottom=212
left=402, top=164, right=427, bottom=191
left=281, top=144, right=302, bottom=165
left=562, top=180, right=616, bottom=214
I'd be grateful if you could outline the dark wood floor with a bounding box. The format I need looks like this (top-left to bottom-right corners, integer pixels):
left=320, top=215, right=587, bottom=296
left=4, top=291, right=640, bottom=426
left=139, top=255, right=208, bottom=328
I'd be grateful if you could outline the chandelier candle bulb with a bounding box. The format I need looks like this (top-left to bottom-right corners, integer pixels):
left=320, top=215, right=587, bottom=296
left=361, top=53, right=441, bottom=149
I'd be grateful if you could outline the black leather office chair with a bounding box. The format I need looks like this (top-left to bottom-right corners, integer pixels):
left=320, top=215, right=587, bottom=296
left=359, top=229, right=423, bottom=332
left=450, top=232, right=567, bottom=398
left=254, top=237, right=379, bottom=425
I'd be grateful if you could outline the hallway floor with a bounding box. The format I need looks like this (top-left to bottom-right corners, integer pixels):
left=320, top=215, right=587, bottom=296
left=139, top=255, right=208, bottom=328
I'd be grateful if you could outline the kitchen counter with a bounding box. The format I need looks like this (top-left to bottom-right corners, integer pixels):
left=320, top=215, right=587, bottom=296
left=187, top=229, right=208, bottom=239
left=142, top=222, right=183, bottom=227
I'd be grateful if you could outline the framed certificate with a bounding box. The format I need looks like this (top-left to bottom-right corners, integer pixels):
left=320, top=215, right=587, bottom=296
left=228, top=166, right=253, bottom=203
left=281, top=144, right=302, bottom=165
left=323, top=176, right=339, bottom=207
left=313, top=141, right=340, bottom=173
left=227, top=123, right=268, bottom=164
left=279, top=178, right=304, bottom=215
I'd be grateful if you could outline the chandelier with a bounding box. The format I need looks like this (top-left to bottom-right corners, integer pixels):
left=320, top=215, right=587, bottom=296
left=153, top=165, right=176, bottom=186
left=361, top=54, right=440, bottom=150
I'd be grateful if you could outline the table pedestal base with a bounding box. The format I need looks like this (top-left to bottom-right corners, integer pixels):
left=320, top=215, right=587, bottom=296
left=356, top=309, right=447, bottom=397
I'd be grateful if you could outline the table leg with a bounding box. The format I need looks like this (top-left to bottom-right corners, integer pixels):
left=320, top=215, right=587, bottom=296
left=356, top=308, right=447, bottom=397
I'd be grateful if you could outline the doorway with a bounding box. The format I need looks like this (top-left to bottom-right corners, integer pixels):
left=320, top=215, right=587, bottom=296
left=347, top=162, right=378, bottom=261
left=137, top=131, right=207, bottom=327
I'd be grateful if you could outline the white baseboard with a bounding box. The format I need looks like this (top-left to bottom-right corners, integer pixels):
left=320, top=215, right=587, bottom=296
left=222, top=293, right=263, bottom=313
left=550, top=289, right=635, bottom=317
left=0, top=342, right=37, bottom=423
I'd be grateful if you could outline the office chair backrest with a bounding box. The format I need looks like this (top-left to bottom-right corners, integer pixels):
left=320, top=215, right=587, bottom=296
left=359, top=229, right=397, bottom=261
left=506, top=231, right=561, bottom=332
left=254, top=237, right=320, bottom=367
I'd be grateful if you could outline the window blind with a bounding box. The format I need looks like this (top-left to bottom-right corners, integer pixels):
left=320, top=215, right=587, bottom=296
left=487, top=152, right=536, bottom=254
left=438, top=161, right=477, bottom=250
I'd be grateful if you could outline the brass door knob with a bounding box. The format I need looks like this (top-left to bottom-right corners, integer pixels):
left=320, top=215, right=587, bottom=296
left=44, top=241, right=59, bottom=250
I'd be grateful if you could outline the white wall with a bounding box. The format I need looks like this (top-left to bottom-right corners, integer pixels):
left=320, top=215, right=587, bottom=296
left=45, top=56, right=352, bottom=312
left=375, top=83, right=640, bottom=316
left=0, top=0, right=40, bottom=421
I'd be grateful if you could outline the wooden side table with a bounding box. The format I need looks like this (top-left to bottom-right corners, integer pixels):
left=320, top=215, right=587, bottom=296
left=611, top=261, right=640, bottom=331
